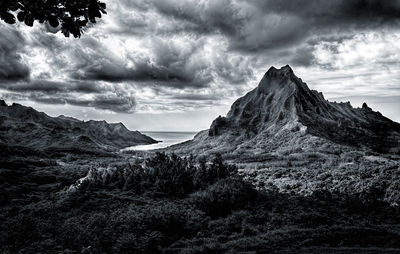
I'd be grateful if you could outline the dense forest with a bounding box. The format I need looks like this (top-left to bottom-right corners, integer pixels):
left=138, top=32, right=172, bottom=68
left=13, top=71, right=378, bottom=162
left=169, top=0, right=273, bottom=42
left=1, top=146, right=400, bottom=253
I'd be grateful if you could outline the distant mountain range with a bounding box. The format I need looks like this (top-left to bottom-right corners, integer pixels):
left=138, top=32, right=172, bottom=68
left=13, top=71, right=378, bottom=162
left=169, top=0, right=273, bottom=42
left=0, top=100, right=157, bottom=152
left=170, top=65, right=400, bottom=155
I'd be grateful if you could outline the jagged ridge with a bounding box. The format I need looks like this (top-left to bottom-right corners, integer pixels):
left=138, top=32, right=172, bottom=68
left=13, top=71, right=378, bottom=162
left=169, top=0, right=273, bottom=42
left=0, top=100, right=157, bottom=151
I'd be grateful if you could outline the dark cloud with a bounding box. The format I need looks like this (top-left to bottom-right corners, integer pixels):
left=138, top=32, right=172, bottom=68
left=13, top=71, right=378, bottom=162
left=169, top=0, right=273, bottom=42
left=63, top=94, right=136, bottom=113
left=290, top=45, right=316, bottom=67
left=151, top=0, right=242, bottom=35
left=120, top=0, right=400, bottom=54
left=71, top=57, right=213, bottom=88
left=238, top=0, right=400, bottom=53
left=69, top=37, right=214, bottom=88
left=0, top=24, right=137, bottom=113
left=170, top=94, right=220, bottom=101
left=0, top=27, right=30, bottom=81
left=245, top=0, right=400, bottom=49
left=2, top=90, right=136, bottom=113
left=1, top=80, right=108, bottom=94
left=212, top=54, right=254, bottom=84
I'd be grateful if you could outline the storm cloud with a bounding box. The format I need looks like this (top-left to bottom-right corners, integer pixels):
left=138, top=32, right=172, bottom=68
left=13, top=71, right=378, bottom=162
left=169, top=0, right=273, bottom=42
left=114, top=0, right=400, bottom=52
left=69, top=37, right=214, bottom=88
left=0, top=27, right=30, bottom=82
left=2, top=89, right=137, bottom=113
left=1, top=80, right=108, bottom=94
left=0, top=0, right=399, bottom=124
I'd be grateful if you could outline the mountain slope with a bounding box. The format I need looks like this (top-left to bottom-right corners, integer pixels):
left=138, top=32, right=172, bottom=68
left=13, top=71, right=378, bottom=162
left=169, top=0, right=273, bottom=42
left=0, top=100, right=157, bottom=151
left=170, top=65, right=400, bottom=155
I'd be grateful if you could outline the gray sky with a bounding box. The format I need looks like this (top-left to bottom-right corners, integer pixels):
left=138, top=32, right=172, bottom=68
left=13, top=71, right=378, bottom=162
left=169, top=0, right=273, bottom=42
left=0, top=0, right=399, bottom=131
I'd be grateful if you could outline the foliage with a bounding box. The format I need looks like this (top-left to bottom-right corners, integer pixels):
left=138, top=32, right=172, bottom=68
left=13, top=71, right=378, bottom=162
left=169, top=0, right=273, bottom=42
left=189, top=177, right=257, bottom=218
left=79, top=152, right=237, bottom=198
left=0, top=0, right=106, bottom=37
left=2, top=150, right=400, bottom=253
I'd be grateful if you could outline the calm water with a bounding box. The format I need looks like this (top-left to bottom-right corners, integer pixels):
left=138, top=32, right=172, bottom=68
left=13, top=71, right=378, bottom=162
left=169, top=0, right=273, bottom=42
left=123, top=131, right=197, bottom=151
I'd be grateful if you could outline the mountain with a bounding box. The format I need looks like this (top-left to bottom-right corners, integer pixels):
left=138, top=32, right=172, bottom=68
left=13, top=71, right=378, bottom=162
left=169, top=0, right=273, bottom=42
left=0, top=100, right=157, bottom=152
left=169, top=65, right=400, bottom=155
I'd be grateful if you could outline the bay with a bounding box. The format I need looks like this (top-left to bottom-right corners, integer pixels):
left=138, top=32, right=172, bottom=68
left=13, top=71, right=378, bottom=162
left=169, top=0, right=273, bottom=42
left=122, top=131, right=197, bottom=151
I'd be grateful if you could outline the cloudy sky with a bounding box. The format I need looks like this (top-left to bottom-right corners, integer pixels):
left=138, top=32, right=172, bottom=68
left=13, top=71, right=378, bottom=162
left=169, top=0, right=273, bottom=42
left=0, top=0, right=399, bottom=131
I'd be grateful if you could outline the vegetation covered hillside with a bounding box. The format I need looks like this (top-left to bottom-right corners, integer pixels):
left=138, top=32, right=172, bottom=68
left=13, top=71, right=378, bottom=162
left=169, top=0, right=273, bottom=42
left=1, top=147, right=400, bottom=253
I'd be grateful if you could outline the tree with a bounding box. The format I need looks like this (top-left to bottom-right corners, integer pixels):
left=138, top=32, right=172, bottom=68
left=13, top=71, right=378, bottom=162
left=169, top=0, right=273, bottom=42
left=0, top=0, right=106, bottom=38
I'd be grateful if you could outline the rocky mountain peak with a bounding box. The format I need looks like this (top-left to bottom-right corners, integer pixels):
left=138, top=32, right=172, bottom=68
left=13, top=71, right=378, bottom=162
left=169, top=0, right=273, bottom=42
left=362, top=102, right=372, bottom=111
left=257, top=65, right=306, bottom=96
left=0, top=99, right=7, bottom=107
left=265, top=65, right=294, bottom=78
left=210, top=65, right=310, bottom=137
left=208, top=65, right=400, bottom=153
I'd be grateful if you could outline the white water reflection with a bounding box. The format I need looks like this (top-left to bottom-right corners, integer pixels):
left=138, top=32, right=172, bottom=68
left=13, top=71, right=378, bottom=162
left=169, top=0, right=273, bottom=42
left=122, top=131, right=196, bottom=151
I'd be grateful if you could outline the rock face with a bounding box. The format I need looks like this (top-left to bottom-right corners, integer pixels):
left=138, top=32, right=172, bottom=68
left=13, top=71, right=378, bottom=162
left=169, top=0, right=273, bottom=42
left=209, top=65, right=303, bottom=137
left=0, top=100, right=157, bottom=151
left=175, top=65, right=400, bottom=154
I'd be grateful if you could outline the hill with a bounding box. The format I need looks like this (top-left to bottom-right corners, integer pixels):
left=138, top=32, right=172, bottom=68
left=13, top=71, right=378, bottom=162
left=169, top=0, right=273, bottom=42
left=0, top=100, right=157, bottom=152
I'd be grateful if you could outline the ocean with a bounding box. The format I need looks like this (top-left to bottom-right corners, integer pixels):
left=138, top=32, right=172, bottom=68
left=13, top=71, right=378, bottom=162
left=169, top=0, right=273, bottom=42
left=123, top=131, right=197, bottom=151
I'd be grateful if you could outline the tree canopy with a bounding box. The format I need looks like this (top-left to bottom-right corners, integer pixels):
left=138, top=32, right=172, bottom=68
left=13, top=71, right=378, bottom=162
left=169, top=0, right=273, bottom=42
left=0, top=0, right=106, bottom=37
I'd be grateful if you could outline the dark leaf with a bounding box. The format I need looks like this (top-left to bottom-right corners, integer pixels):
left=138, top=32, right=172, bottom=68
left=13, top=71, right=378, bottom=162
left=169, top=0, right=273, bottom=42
left=94, top=10, right=101, bottom=18
left=61, top=26, right=70, bottom=37
left=8, top=3, right=20, bottom=12
left=48, top=15, right=59, bottom=27
left=77, top=19, right=88, bottom=27
left=17, top=11, right=27, bottom=22
left=24, top=14, right=34, bottom=26
left=0, top=12, right=16, bottom=24
left=1, top=0, right=107, bottom=38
